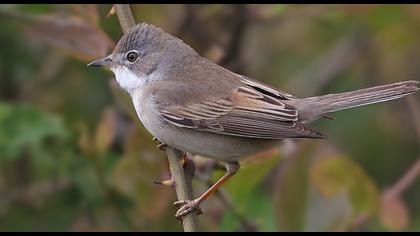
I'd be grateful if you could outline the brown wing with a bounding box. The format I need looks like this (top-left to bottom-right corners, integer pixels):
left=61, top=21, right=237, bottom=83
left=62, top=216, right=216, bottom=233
left=160, top=77, right=327, bottom=139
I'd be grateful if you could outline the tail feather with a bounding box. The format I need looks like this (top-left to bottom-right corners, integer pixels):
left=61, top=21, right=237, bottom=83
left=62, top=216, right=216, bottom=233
left=294, top=80, right=419, bottom=122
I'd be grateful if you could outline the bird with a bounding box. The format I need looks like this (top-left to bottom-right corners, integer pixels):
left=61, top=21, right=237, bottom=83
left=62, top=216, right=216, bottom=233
left=88, top=22, right=419, bottom=219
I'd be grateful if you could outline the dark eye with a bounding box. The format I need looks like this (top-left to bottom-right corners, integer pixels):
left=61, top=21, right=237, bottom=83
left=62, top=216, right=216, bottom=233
left=127, top=51, right=139, bottom=63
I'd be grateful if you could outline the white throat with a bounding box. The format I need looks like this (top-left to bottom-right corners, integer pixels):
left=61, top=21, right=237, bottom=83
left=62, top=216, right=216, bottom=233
left=111, top=66, right=146, bottom=94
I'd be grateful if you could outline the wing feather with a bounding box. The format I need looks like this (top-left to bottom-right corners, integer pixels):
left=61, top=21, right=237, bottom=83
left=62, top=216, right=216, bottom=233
left=160, top=76, right=327, bottom=139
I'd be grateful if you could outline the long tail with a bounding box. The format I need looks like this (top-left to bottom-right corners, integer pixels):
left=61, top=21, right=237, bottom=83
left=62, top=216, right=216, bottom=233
left=293, top=80, right=419, bottom=122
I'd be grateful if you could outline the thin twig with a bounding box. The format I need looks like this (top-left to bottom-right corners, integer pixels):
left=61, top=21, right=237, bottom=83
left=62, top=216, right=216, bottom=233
left=285, top=30, right=363, bottom=96
left=385, top=157, right=420, bottom=199
left=203, top=179, right=257, bottom=231
left=340, top=97, right=420, bottom=231
left=214, top=189, right=257, bottom=231
left=406, top=96, right=420, bottom=144
left=194, top=159, right=257, bottom=231
left=219, top=4, right=248, bottom=72
left=113, top=4, right=198, bottom=231
left=114, top=4, right=136, bottom=34
left=166, top=148, right=198, bottom=232
left=385, top=96, right=420, bottom=199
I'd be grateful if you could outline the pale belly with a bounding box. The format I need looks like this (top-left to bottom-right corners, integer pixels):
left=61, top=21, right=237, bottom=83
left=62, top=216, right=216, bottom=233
left=131, top=94, right=279, bottom=161
left=152, top=124, right=279, bottom=161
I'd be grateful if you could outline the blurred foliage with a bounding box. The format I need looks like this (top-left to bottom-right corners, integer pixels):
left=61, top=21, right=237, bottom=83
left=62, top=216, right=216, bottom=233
left=0, top=4, right=419, bottom=232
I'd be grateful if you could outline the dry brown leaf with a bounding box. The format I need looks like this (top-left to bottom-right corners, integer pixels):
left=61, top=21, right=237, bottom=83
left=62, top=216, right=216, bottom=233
left=66, top=4, right=99, bottom=24
left=23, top=14, right=114, bottom=62
left=94, top=107, right=117, bottom=154
left=204, top=45, right=225, bottom=63
left=379, top=193, right=409, bottom=231
left=112, top=127, right=169, bottom=222
left=107, top=5, right=116, bottom=18
left=77, top=122, right=92, bottom=157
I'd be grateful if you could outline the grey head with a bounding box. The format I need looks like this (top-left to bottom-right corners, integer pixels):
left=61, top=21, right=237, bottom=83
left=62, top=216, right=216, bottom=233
left=88, top=23, right=198, bottom=92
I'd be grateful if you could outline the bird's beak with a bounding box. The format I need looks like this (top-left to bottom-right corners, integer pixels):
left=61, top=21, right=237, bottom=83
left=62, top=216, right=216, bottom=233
left=87, top=56, right=115, bottom=67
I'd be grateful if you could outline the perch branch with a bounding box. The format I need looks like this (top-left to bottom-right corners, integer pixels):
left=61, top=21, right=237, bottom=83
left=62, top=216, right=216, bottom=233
left=113, top=4, right=198, bottom=231
left=114, top=4, right=136, bottom=34
left=385, top=157, right=420, bottom=199
left=166, top=148, right=198, bottom=231
left=219, top=4, right=248, bottom=72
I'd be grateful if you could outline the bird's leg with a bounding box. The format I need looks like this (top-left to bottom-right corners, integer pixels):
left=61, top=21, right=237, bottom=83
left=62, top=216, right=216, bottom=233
left=152, top=137, right=167, bottom=151
left=173, top=161, right=240, bottom=219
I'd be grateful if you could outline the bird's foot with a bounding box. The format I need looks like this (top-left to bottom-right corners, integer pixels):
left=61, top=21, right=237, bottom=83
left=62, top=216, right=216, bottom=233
left=152, top=137, right=167, bottom=151
left=173, top=199, right=203, bottom=220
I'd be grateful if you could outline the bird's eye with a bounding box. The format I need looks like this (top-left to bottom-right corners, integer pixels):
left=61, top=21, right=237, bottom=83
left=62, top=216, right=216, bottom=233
left=126, top=51, right=139, bottom=63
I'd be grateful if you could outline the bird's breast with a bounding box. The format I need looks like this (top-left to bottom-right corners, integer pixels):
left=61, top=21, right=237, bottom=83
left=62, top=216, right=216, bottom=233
left=131, top=89, right=166, bottom=139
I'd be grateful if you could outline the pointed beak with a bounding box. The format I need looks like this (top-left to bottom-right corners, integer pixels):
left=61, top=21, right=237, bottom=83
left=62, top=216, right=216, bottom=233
left=87, top=56, right=114, bottom=67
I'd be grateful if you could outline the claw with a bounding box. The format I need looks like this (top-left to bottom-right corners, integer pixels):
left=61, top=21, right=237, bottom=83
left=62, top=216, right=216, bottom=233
left=181, top=153, right=187, bottom=166
left=153, top=137, right=167, bottom=151
left=157, top=142, right=167, bottom=151
left=173, top=200, right=188, bottom=207
left=322, top=114, right=336, bottom=120
left=173, top=199, right=203, bottom=220
left=153, top=179, right=174, bottom=187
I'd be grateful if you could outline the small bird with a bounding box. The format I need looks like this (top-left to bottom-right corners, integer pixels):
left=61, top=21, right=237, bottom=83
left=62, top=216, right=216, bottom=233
left=88, top=23, right=419, bottom=219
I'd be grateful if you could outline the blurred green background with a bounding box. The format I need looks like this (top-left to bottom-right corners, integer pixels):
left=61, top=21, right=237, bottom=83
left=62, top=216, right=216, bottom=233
left=0, top=4, right=419, bottom=232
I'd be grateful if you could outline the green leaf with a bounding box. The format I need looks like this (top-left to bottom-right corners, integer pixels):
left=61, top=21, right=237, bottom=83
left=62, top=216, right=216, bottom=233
left=223, top=153, right=282, bottom=206
left=219, top=151, right=281, bottom=231
left=310, top=155, right=380, bottom=217
left=19, top=4, right=54, bottom=13
left=274, top=142, right=316, bottom=231
left=304, top=186, right=353, bottom=231
left=111, top=128, right=170, bottom=221
left=0, top=188, right=81, bottom=231
left=0, top=102, right=67, bottom=160
left=220, top=189, right=276, bottom=232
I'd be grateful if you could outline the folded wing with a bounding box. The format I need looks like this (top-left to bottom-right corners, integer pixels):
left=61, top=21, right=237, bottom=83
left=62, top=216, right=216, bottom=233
left=160, top=76, right=327, bottom=139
